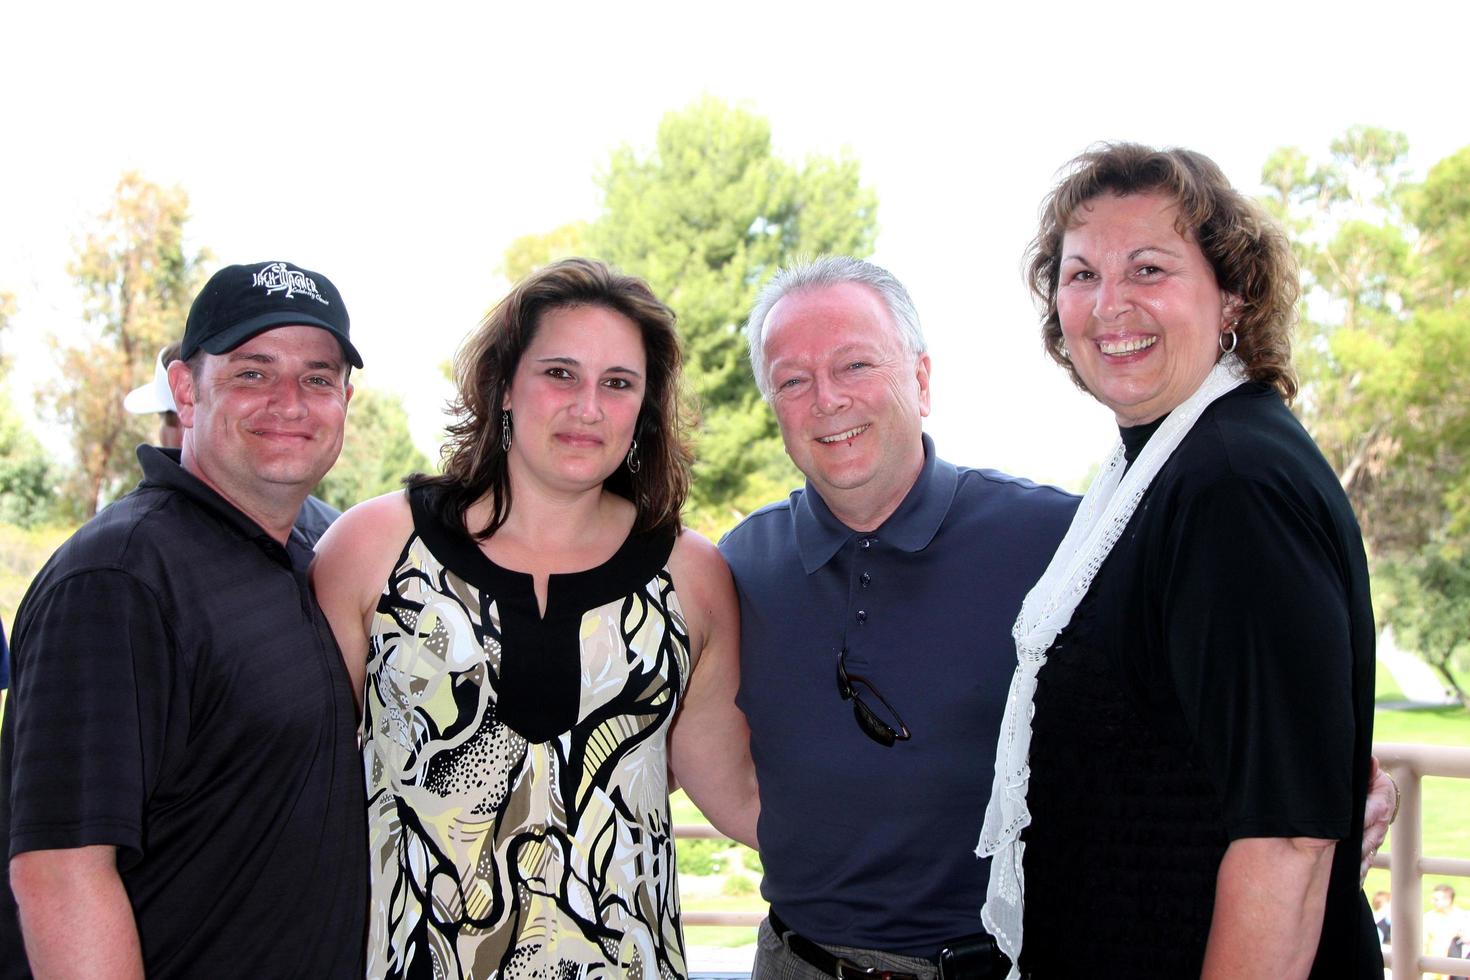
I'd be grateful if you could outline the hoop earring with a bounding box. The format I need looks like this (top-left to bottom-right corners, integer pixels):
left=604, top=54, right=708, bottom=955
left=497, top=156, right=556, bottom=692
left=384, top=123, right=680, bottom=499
left=1219, top=329, right=1238, bottom=354
left=626, top=438, right=641, bottom=474
left=500, top=410, right=512, bottom=452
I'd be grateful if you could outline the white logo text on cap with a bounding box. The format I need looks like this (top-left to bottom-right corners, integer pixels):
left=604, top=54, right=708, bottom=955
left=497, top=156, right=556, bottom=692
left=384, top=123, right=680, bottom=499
left=252, top=262, right=330, bottom=305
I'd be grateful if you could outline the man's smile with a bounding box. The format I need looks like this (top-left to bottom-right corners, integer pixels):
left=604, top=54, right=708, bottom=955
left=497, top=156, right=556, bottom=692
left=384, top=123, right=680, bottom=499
left=818, top=424, right=870, bottom=444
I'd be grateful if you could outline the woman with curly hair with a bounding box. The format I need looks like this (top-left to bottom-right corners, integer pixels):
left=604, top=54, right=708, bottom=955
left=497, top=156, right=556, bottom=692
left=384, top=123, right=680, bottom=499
left=978, top=145, right=1382, bottom=978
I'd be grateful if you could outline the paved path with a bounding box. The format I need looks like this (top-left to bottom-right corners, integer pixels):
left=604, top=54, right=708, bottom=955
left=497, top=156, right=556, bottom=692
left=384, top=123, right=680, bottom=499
left=1379, top=625, right=1457, bottom=706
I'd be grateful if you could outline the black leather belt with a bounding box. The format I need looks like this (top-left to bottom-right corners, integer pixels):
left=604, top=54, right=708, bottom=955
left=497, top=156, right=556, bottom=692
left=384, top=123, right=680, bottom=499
left=768, top=911, right=929, bottom=980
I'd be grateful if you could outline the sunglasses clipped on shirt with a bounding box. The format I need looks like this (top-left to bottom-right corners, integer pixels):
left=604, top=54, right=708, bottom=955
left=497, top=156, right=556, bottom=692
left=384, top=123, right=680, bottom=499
left=836, top=647, right=912, bottom=747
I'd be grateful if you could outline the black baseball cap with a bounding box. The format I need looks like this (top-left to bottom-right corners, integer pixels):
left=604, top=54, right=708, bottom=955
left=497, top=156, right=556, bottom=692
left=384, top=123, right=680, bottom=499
left=181, top=260, right=363, bottom=368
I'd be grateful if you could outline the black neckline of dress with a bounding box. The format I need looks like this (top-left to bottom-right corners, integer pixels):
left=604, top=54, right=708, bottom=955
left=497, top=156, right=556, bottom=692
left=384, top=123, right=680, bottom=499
left=1117, top=383, right=1267, bottom=466
left=407, top=484, right=676, bottom=619
left=1119, top=415, right=1167, bottom=466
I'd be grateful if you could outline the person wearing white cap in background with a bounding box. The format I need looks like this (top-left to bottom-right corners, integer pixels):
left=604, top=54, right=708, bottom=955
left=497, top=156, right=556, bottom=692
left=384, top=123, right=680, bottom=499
left=123, top=343, right=185, bottom=449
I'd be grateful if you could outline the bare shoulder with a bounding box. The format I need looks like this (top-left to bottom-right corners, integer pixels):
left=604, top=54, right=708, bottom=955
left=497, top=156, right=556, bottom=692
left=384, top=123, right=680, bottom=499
left=312, top=491, right=414, bottom=599
left=666, top=527, right=737, bottom=656
left=317, top=491, right=413, bottom=553
left=667, top=527, right=733, bottom=594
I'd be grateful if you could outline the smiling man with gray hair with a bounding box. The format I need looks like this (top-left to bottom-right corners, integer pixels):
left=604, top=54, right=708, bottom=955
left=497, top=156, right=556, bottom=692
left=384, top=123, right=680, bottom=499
left=718, top=256, right=1077, bottom=979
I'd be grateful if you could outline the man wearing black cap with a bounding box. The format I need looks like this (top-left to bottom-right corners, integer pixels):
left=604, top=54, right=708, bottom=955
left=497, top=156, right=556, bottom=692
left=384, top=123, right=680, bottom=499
left=1, top=261, right=368, bottom=978
left=124, top=340, right=341, bottom=545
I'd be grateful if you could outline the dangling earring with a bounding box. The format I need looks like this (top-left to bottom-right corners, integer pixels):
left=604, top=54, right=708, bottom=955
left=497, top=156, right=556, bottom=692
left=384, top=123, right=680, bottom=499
left=1059, top=340, right=1071, bottom=360
left=626, top=438, right=641, bottom=474
left=1219, top=323, right=1239, bottom=354
left=500, top=410, right=512, bottom=452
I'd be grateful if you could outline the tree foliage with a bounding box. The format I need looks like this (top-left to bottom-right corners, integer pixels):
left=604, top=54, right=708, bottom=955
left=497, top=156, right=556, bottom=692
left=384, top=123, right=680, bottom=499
left=1411, top=146, right=1470, bottom=304
left=313, top=387, right=432, bottom=512
left=0, top=293, right=60, bottom=528
left=39, top=173, right=208, bottom=517
left=0, top=291, right=15, bottom=375
left=1265, top=128, right=1470, bottom=701
left=1265, top=128, right=1444, bottom=551
left=501, top=222, right=589, bottom=284
left=508, top=97, right=879, bottom=532
left=0, top=408, right=54, bottom=530
left=1378, top=549, right=1470, bottom=706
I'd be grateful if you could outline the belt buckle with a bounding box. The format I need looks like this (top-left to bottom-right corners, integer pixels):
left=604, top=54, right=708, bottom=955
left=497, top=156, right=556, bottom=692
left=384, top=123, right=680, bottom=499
left=834, top=958, right=920, bottom=980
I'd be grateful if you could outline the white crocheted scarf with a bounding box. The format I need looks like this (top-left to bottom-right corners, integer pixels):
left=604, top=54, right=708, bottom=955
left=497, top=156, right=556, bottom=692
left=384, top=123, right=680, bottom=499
left=976, top=356, right=1247, bottom=979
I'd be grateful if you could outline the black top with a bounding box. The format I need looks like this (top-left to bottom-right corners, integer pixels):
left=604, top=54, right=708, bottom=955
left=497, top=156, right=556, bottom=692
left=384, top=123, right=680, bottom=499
left=1020, top=384, right=1380, bottom=978
left=0, top=445, right=367, bottom=979
left=404, top=484, right=677, bottom=743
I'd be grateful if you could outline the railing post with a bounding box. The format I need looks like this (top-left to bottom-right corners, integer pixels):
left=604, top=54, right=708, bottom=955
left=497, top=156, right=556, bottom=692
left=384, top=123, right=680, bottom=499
left=1387, top=761, right=1421, bottom=980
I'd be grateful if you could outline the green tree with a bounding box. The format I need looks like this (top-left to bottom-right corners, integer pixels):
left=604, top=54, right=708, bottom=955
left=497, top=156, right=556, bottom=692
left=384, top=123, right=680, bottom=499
left=511, top=97, right=878, bottom=531
left=0, top=407, right=56, bottom=530
left=1, top=292, right=60, bottom=528
left=1265, top=128, right=1431, bottom=551
left=501, top=222, right=589, bottom=284
left=39, top=173, right=207, bottom=517
left=1379, top=549, right=1470, bottom=706
left=1265, top=130, right=1470, bottom=700
left=313, top=387, right=432, bottom=512
left=0, top=290, right=15, bottom=374
left=1412, top=146, right=1470, bottom=298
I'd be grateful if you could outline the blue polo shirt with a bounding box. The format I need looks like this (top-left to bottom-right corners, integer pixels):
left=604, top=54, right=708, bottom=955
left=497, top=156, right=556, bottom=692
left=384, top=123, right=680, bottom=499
left=720, top=435, right=1077, bottom=957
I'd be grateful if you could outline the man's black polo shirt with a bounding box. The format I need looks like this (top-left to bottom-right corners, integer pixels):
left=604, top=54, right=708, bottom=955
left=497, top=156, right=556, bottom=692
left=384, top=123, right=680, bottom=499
left=0, top=446, right=366, bottom=978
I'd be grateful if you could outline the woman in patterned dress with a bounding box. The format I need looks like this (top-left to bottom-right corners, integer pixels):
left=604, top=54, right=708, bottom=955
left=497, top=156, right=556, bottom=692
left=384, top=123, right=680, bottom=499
left=313, top=258, right=756, bottom=980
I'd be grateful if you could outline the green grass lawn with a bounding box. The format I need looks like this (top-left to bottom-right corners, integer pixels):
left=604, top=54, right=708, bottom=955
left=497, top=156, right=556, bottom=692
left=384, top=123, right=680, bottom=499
left=1373, top=703, right=1470, bottom=746
left=670, top=790, right=704, bottom=825
left=1365, top=705, right=1470, bottom=911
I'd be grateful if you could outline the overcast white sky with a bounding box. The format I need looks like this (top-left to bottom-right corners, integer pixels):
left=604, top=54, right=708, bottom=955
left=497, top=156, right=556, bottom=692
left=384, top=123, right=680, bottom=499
left=3, top=0, right=1467, bottom=490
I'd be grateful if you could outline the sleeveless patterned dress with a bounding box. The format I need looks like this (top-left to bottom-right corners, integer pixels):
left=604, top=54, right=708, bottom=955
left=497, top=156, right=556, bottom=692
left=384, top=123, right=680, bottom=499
left=362, top=487, right=691, bottom=979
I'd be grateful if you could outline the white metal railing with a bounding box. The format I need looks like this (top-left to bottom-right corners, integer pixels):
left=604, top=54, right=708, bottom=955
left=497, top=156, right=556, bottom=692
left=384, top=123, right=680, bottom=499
left=1372, top=741, right=1470, bottom=979
left=675, top=823, right=763, bottom=927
